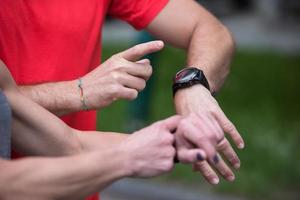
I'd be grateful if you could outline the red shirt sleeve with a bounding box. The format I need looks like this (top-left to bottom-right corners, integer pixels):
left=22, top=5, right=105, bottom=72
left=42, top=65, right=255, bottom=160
left=108, top=0, right=169, bottom=30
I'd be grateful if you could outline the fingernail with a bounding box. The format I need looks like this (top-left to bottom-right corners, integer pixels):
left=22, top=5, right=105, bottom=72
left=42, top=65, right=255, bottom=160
left=228, top=175, right=235, bottom=181
left=234, top=163, right=241, bottom=169
left=156, top=41, right=164, bottom=47
left=196, top=153, right=204, bottom=161
left=238, top=143, right=245, bottom=149
left=213, top=155, right=219, bottom=164
left=211, top=178, right=219, bottom=185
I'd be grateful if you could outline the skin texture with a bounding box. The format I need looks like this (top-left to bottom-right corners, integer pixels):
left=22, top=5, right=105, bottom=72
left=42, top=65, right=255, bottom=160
left=147, top=0, right=244, bottom=184
left=0, top=116, right=180, bottom=200
left=13, top=0, right=244, bottom=184
left=19, top=41, right=164, bottom=115
left=0, top=60, right=183, bottom=199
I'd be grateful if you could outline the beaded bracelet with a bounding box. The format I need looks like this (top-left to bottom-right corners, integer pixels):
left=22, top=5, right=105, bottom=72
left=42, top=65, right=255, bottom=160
left=77, top=78, right=88, bottom=111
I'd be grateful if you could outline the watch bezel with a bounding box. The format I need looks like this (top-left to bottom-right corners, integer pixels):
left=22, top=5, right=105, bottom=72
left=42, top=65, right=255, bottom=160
left=172, top=67, right=210, bottom=96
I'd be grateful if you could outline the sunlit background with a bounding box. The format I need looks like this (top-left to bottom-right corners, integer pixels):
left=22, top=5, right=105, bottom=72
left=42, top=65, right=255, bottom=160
left=99, top=1, right=300, bottom=199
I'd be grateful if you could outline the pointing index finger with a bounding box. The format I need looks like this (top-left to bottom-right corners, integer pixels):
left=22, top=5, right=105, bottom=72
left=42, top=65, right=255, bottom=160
left=119, top=41, right=164, bottom=61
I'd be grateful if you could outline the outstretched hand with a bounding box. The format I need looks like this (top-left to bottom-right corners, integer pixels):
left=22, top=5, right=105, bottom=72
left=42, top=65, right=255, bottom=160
left=174, top=84, right=244, bottom=184
left=81, top=41, right=164, bottom=110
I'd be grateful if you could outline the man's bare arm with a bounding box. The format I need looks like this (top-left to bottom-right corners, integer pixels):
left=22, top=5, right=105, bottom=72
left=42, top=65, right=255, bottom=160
left=0, top=116, right=181, bottom=200
left=7, top=83, right=128, bottom=156
left=18, top=41, right=164, bottom=115
left=147, top=0, right=234, bottom=92
left=146, top=0, right=244, bottom=184
left=0, top=60, right=127, bottom=156
left=19, top=81, right=82, bottom=115
left=0, top=150, right=130, bottom=200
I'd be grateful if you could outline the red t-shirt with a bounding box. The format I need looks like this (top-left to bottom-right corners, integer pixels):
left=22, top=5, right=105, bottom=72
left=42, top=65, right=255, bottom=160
left=0, top=0, right=168, bottom=200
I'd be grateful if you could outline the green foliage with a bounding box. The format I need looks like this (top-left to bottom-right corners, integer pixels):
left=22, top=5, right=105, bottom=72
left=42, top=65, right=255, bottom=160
left=98, top=45, right=300, bottom=198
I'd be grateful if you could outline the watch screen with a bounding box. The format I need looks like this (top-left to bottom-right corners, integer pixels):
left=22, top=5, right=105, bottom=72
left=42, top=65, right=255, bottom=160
left=175, top=68, right=197, bottom=83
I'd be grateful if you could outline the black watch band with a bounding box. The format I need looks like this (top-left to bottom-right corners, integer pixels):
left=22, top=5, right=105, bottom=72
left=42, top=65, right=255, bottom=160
left=172, top=67, right=210, bottom=96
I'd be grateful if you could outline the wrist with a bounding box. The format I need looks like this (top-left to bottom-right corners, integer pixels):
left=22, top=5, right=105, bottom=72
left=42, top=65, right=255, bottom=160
left=115, top=144, right=134, bottom=177
left=174, top=84, right=210, bottom=115
left=59, top=80, right=84, bottom=114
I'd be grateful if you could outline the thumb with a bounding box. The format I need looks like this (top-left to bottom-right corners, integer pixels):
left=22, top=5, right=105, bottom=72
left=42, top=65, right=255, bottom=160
left=177, top=148, right=207, bottom=164
left=162, top=115, right=181, bottom=132
left=136, top=59, right=150, bottom=65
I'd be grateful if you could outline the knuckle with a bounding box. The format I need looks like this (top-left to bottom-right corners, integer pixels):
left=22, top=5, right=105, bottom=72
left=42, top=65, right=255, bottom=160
left=223, top=122, right=236, bottom=133
left=109, top=84, right=121, bottom=95
left=163, top=160, right=174, bottom=172
left=203, top=168, right=215, bottom=178
left=110, top=54, right=118, bottom=60
left=178, top=119, right=189, bottom=131
left=177, top=151, right=189, bottom=163
left=110, top=54, right=121, bottom=63
left=166, top=147, right=176, bottom=158
left=110, top=71, right=121, bottom=81
left=217, top=139, right=228, bottom=150
left=207, top=132, right=217, bottom=141
left=163, top=133, right=174, bottom=145
left=219, top=168, right=228, bottom=177
left=196, top=162, right=216, bottom=178
left=190, top=131, right=205, bottom=141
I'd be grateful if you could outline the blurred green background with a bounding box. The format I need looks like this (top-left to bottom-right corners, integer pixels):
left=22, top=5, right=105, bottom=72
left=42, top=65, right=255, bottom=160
left=100, top=1, right=300, bottom=199
left=98, top=45, right=300, bottom=199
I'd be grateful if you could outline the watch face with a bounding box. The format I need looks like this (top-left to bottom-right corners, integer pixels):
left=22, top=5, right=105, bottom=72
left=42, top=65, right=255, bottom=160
left=175, top=68, right=197, bottom=83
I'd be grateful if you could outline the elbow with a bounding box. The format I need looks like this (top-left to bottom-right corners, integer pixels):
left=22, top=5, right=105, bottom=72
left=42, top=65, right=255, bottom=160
left=222, top=24, right=236, bottom=62
left=208, top=23, right=236, bottom=92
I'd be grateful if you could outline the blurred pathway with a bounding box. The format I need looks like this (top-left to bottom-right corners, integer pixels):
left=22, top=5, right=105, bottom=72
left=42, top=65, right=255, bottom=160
left=103, top=13, right=300, bottom=54
left=101, top=179, right=245, bottom=200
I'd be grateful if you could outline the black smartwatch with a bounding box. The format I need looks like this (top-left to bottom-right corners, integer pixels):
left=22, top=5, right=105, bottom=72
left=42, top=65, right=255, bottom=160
left=172, top=67, right=210, bottom=96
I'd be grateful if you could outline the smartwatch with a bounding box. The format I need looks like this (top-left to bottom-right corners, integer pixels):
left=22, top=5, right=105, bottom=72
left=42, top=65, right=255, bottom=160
left=172, top=67, right=210, bottom=96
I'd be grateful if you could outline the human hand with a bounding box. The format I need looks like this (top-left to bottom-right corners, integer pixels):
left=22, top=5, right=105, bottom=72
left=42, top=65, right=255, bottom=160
left=174, top=84, right=244, bottom=184
left=80, top=41, right=164, bottom=110
left=120, top=115, right=181, bottom=178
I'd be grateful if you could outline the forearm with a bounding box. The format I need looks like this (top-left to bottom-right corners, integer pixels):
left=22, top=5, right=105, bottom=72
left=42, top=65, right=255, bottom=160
left=1, top=60, right=127, bottom=156
left=3, top=88, right=82, bottom=156
left=6, top=85, right=128, bottom=156
left=8, top=88, right=128, bottom=156
left=77, top=131, right=128, bottom=152
left=0, top=150, right=130, bottom=200
left=147, top=0, right=235, bottom=92
left=19, top=80, right=82, bottom=115
left=186, top=17, right=235, bottom=93
left=8, top=89, right=128, bottom=156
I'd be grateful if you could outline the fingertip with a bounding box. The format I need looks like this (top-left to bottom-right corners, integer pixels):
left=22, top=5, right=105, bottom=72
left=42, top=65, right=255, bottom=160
left=234, top=162, right=241, bottom=169
left=237, top=142, right=245, bottom=149
left=155, top=40, right=164, bottom=48
left=211, top=177, right=219, bottom=185
left=227, top=175, right=235, bottom=182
